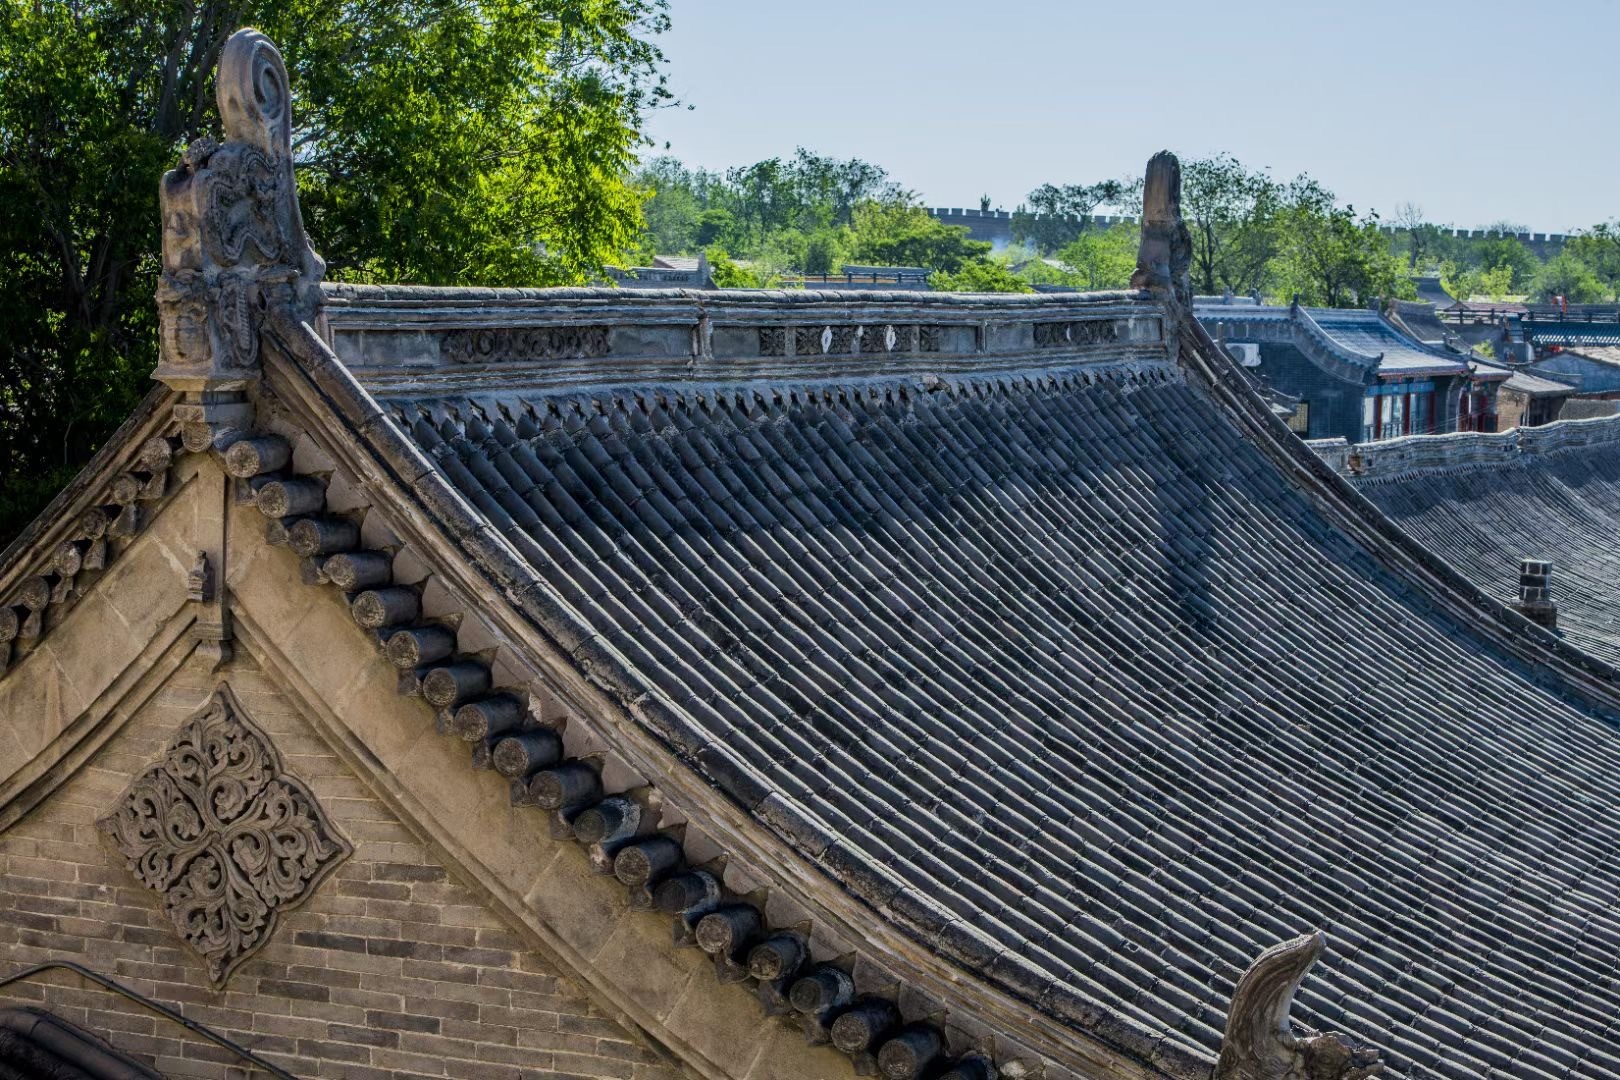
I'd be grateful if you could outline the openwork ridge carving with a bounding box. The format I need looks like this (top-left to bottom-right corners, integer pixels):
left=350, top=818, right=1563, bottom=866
left=441, top=325, right=613, bottom=364
left=98, top=685, right=351, bottom=985
left=1034, top=319, right=1122, bottom=348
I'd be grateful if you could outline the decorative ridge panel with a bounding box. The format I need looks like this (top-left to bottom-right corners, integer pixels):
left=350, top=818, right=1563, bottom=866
left=327, top=293, right=1170, bottom=394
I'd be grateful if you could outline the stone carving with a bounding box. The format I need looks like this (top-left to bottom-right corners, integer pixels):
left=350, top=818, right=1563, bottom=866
left=1131, top=151, right=1192, bottom=308
left=441, top=326, right=612, bottom=364
left=1034, top=320, right=1122, bottom=348
left=187, top=551, right=215, bottom=603
left=758, top=323, right=944, bottom=358
left=859, top=324, right=916, bottom=353
left=758, top=327, right=787, bottom=357
left=155, top=29, right=323, bottom=392
left=796, top=325, right=859, bottom=356
left=98, top=686, right=351, bottom=985
left=1215, top=932, right=1383, bottom=1080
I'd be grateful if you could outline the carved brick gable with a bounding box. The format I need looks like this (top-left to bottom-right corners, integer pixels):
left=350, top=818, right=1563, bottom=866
left=98, top=685, right=351, bottom=985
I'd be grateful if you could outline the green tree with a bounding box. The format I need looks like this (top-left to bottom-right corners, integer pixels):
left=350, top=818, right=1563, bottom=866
left=703, top=247, right=765, bottom=288
left=1270, top=180, right=1413, bottom=307
left=930, top=259, right=1032, bottom=293
left=1533, top=252, right=1606, bottom=304
left=1567, top=223, right=1620, bottom=300
left=1011, top=179, right=1135, bottom=253
left=848, top=204, right=988, bottom=273
left=1471, top=232, right=1539, bottom=294
left=0, top=0, right=670, bottom=542
left=1055, top=225, right=1139, bottom=291
left=1441, top=260, right=1515, bottom=303
left=1181, top=154, right=1282, bottom=295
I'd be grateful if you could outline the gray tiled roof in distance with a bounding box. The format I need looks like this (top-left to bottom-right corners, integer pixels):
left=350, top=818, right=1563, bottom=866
left=1193, top=300, right=1471, bottom=379
left=1331, top=417, right=1620, bottom=667
left=324, top=284, right=1620, bottom=1080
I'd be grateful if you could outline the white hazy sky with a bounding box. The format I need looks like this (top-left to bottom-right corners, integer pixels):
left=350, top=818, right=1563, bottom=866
left=643, top=0, right=1619, bottom=232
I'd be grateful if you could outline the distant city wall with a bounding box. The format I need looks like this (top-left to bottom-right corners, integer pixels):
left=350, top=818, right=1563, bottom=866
left=929, top=207, right=1571, bottom=258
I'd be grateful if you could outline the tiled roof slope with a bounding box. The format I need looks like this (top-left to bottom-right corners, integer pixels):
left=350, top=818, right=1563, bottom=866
left=1336, top=418, right=1620, bottom=666
left=328, top=286, right=1620, bottom=1080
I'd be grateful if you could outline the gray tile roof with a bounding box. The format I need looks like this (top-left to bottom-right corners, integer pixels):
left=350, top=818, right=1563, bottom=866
left=344, top=292, right=1620, bottom=1079
left=1347, top=418, right=1620, bottom=667
left=1308, top=310, right=1470, bottom=378
left=1502, top=371, right=1577, bottom=397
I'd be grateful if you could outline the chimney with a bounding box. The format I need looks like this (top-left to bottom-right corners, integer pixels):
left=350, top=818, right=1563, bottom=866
left=1513, top=558, right=1557, bottom=628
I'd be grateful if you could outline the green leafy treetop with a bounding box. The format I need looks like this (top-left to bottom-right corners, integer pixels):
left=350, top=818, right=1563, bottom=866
left=0, top=0, right=671, bottom=542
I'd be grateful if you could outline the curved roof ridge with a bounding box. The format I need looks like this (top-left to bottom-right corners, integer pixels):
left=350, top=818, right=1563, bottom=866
left=1288, top=304, right=1383, bottom=369
left=1317, top=414, right=1620, bottom=485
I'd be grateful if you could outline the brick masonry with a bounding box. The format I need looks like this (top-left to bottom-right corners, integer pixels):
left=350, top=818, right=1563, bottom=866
left=0, top=659, right=682, bottom=1080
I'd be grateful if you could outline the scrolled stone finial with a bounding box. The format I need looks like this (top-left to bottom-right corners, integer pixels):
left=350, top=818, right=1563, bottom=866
left=155, top=27, right=323, bottom=394
left=1131, top=150, right=1192, bottom=308
left=1215, top=932, right=1383, bottom=1080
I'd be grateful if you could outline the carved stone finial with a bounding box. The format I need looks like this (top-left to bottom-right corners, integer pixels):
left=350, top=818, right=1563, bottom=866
left=1131, top=150, right=1192, bottom=308
left=155, top=28, right=323, bottom=394
left=1215, top=932, right=1383, bottom=1080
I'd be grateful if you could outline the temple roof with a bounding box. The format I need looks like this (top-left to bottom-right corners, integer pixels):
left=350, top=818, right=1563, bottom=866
left=315, top=281, right=1620, bottom=1079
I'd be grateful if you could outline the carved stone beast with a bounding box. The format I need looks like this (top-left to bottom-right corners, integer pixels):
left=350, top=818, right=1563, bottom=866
left=1214, top=932, right=1383, bottom=1080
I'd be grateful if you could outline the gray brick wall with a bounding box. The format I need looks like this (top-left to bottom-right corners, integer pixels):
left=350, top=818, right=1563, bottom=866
left=1257, top=343, right=1369, bottom=442
left=0, top=665, right=680, bottom=1080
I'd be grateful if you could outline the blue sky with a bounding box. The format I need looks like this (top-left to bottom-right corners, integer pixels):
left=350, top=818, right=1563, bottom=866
left=643, top=0, right=1619, bottom=232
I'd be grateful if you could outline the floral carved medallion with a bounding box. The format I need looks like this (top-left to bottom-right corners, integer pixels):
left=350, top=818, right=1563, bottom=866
left=98, top=686, right=351, bottom=985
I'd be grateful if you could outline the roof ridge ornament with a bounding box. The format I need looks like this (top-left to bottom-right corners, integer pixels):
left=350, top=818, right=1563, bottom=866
left=1215, top=932, right=1383, bottom=1080
left=155, top=28, right=323, bottom=409
left=1130, top=151, right=1192, bottom=309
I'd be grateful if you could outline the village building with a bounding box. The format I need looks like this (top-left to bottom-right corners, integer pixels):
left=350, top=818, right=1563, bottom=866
left=1532, top=344, right=1620, bottom=396
left=10, top=29, right=1620, bottom=1080
left=1494, top=370, right=1577, bottom=429
left=1193, top=297, right=1504, bottom=442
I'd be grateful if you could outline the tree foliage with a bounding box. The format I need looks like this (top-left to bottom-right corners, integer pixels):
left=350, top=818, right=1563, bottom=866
left=0, top=0, right=671, bottom=542
left=1566, top=224, right=1620, bottom=301
left=1533, top=252, right=1606, bottom=304
left=1180, top=154, right=1281, bottom=296
left=1269, top=182, right=1413, bottom=307
left=635, top=150, right=996, bottom=282
left=1053, top=225, right=1139, bottom=291
left=1010, top=179, right=1136, bottom=254
left=929, top=259, right=1031, bottom=294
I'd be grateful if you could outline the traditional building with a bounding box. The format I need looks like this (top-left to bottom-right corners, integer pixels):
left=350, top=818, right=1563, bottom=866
left=1193, top=298, right=1503, bottom=443
left=1533, top=345, right=1620, bottom=395
left=1494, top=370, right=1576, bottom=430
left=9, top=29, right=1620, bottom=1080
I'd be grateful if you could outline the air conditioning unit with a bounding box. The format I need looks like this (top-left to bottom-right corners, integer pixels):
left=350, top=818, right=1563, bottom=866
left=1228, top=342, right=1262, bottom=368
